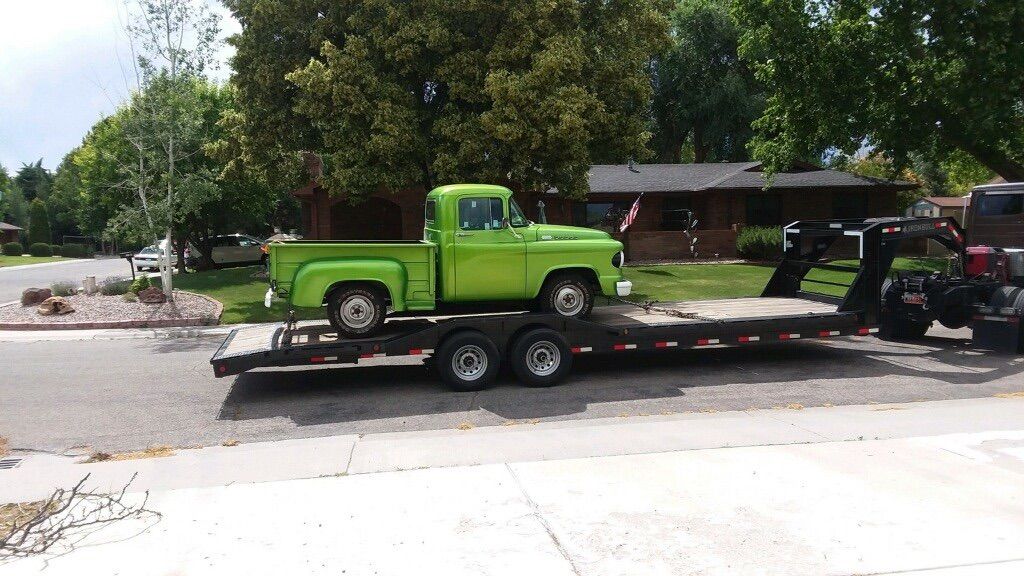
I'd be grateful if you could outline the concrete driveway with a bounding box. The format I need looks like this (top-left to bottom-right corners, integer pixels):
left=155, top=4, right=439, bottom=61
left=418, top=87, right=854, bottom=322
left=1, top=324, right=1021, bottom=454
left=0, top=256, right=134, bottom=302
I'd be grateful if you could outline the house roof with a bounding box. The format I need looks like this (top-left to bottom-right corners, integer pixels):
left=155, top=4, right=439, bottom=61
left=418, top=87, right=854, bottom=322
left=582, top=162, right=917, bottom=195
left=0, top=222, right=23, bottom=231
left=918, top=196, right=969, bottom=208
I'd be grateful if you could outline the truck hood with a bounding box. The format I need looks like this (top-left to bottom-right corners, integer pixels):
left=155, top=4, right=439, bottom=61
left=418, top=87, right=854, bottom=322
left=530, top=224, right=612, bottom=241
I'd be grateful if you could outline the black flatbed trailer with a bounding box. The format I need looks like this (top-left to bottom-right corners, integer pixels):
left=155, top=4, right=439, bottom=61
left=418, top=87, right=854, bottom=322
left=211, top=216, right=975, bottom=390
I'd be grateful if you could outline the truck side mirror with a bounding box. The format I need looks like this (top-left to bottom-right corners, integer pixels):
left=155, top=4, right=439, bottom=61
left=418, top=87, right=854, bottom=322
left=501, top=217, right=511, bottom=229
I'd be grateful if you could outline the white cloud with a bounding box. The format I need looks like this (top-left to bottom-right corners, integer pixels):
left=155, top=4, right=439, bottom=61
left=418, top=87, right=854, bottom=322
left=0, top=0, right=239, bottom=172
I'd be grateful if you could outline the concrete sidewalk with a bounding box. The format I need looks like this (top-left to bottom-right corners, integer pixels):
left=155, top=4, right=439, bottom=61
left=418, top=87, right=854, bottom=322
left=3, top=428, right=1024, bottom=574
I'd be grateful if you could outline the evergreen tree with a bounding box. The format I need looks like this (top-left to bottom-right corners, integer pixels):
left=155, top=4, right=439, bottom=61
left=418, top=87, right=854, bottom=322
left=28, top=198, right=52, bottom=245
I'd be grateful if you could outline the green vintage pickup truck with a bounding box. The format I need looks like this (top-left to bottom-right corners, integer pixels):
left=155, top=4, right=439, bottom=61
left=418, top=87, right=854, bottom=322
left=266, top=184, right=631, bottom=337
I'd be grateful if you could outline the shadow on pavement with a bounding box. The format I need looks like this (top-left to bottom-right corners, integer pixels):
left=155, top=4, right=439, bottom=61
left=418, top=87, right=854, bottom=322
left=215, top=331, right=1023, bottom=428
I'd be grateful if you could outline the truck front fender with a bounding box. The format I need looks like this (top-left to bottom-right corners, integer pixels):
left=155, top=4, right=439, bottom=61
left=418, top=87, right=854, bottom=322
left=289, top=258, right=408, bottom=311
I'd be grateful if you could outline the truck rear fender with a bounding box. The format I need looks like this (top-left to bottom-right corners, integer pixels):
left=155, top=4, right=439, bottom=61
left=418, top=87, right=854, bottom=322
left=290, top=258, right=408, bottom=311
left=531, top=266, right=602, bottom=299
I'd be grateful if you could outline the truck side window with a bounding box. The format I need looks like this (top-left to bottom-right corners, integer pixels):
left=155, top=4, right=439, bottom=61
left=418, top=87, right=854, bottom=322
left=458, top=197, right=504, bottom=230
left=509, top=198, right=529, bottom=227
left=424, top=200, right=436, bottom=223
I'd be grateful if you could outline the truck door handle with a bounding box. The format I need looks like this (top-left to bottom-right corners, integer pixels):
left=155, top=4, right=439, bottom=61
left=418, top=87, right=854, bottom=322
left=455, top=232, right=474, bottom=237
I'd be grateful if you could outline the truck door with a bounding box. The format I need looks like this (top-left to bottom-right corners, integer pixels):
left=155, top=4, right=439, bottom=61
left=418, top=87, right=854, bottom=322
left=969, top=190, right=1024, bottom=248
left=453, top=196, right=527, bottom=300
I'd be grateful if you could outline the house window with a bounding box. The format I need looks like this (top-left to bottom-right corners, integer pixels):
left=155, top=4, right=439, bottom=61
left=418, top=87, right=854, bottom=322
left=660, top=197, right=692, bottom=231
left=833, top=191, right=869, bottom=219
left=746, top=193, right=782, bottom=226
left=572, top=201, right=632, bottom=231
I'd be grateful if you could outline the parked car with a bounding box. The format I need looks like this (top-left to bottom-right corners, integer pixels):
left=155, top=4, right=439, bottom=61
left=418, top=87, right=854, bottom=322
left=266, top=184, right=630, bottom=337
left=187, top=234, right=267, bottom=268
left=132, top=244, right=177, bottom=271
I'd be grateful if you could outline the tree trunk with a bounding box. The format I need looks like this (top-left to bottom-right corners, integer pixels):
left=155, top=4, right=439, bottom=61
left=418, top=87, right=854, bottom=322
left=937, top=119, right=1024, bottom=182
left=693, top=123, right=708, bottom=164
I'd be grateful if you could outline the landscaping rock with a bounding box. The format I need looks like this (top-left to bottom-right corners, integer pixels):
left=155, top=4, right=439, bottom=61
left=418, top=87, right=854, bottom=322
left=21, top=287, right=52, bottom=306
left=137, top=286, right=168, bottom=304
left=37, top=296, right=75, bottom=316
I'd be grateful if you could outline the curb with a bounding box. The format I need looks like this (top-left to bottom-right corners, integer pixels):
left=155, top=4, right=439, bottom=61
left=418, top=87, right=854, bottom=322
left=0, top=290, right=223, bottom=331
left=0, top=256, right=118, bottom=272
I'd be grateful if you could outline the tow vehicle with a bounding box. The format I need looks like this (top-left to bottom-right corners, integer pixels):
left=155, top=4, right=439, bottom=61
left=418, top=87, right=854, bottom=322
left=213, top=212, right=1022, bottom=391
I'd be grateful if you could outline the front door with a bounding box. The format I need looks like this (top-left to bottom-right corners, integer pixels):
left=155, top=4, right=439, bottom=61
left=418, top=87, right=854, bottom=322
left=453, top=196, right=527, bottom=300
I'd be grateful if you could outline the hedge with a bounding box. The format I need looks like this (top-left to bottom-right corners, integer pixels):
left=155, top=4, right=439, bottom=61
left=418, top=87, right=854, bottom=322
left=61, top=243, right=92, bottom=258
left=28, top=242, right=53, bottom=257
left=50, top=244, right=62, bottom=256
left=736, top=226, right=783, bottom=261
left=2, top=242, right=22, bottom=256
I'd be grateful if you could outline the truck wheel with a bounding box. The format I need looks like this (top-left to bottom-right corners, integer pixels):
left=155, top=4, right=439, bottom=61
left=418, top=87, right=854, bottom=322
left=437, top=331, right=500, bottom=392
left=327, top=285, right=386, bottom=338
left=539, top=274, right=594, bottom=319
left=510, top=328, right=572, bottom=387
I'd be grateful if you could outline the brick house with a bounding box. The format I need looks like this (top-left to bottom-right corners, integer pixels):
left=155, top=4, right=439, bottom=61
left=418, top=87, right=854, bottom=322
left=0, top=222, right=22, bottom=244
left=292, top=161, right=915, bottom=259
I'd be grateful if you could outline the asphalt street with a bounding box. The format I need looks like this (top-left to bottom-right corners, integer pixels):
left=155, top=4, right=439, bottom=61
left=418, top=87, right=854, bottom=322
left=0, top=257, right=135, bottom=302
left=2, top=324, right=1021, bottom=453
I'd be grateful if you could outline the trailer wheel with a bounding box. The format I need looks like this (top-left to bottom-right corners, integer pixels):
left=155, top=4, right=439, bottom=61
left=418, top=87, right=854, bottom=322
left=539, top=274, right=594, bottom=319
left=327, top=285, right=386, bottom=338
left=510, top=328, right=572, bottom=387
left=879, top=279, right=931, bottom=340
left=437, top=331, right=500, bottom=392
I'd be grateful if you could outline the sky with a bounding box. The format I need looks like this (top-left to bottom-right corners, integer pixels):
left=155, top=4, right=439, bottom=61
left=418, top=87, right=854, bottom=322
left=0, top=0, right=239, bottom=173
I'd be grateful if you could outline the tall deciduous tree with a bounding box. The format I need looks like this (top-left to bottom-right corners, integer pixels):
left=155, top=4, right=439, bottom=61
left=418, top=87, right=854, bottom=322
left=0, top=165, right=29, bottom=230
left=224, top=0, right=670, bottom=200
left=733, top=0, right=1024, bottom=181
left=652, top=0, right=762, bottom=163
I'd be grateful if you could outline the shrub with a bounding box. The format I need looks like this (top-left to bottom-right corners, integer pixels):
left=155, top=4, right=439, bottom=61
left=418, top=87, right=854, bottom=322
left=50, top=244, right=62, bottom=256
left=28, top=198, right=51, bottom=245
left=100, top=277, right=132, bottom=296
left=60, top=243, right=91, bottom=258
left=2, top=242, right=22, bottom=256
left=122, top=291, right=138, bottom=303
left=51, top=281, right=78, bottom=297
left=29, top=242, right=53, bottom=257
left=129, top=274, right=152, bottom=294
left=736, top=226, right=783, bottom=261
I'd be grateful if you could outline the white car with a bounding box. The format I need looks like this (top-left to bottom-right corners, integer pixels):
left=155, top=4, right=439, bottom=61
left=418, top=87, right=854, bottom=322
left=206, top=234, right=266, bottom=267
left=132, top=245, right=177, bottom=271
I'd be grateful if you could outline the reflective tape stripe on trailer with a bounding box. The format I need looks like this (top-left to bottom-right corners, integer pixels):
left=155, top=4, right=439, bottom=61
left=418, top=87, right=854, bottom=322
left=778, top=333, right=801, bottom=340
left=359, top=353, right=387, bottom=359
left=654, top=341, right=678, bottom=348
left=974, top=315, right=1021, bottom=323
left=571, top=346, right=593, bottom=353
left=819, top=330, right=841, bottom=337
left=311, top=356, right=339, bottom=363
left=408, top=348, right=435, bottom=355
left=857, top=327, right=880, bottom=335
left=613, top=343, right=637, bottom=350
left=696, top=338, right=720, bottom=346
left=882, top=226, right=901, bottom=233
left=737, top=335, right=760, bottom=343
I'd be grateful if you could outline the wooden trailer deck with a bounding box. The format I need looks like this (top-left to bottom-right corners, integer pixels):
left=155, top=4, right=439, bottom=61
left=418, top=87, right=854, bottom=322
left=588, top=297, right=840, bottom=327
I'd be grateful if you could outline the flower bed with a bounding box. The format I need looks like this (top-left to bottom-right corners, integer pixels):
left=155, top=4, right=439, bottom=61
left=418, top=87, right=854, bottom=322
left=0, top=290, right=222, bottom=330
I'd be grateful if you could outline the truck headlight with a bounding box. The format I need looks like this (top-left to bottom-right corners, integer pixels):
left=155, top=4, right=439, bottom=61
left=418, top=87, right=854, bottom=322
left=612, top=251, right=624, bottom=268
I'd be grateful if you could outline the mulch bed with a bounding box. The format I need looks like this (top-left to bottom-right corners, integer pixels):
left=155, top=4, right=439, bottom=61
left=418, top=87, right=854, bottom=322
left=0, top=290, right=222, bottom=330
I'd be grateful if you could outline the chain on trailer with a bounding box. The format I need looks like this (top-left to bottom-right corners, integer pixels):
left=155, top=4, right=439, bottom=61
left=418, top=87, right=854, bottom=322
left=604, top=295, right=723, bottom=323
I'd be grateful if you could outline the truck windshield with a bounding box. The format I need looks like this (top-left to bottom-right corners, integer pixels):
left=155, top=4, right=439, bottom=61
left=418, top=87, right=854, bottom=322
left=509, top=198, right=529, bottom=227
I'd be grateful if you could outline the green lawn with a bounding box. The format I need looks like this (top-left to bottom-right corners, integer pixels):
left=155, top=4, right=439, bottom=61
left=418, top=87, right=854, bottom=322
left=170, top=258, right=951, bottom=325
left=0, top=255, right=68, bottom=268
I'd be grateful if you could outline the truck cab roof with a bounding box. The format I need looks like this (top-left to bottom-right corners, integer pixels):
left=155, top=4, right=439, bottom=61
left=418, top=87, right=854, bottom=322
left=426, top=184, right=513, bottom=200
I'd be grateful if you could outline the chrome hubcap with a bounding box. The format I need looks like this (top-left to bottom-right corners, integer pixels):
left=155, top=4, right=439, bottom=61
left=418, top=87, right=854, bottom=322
left=340, top=295, right=375, bottom=329
left=452, top=344, right=487, bottom=381
left=554, top=285, right=585, bottom=316
left=526, top=341, right=560, bottom=376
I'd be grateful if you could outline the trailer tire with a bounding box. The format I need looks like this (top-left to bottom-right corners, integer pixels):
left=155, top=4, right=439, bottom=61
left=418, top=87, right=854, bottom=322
left=538, top=273, right=594, bottom=319
left=509, top=328, right=573, bottom=387
left=879, top=279, right=931, bottom=340
left=437, top=331, right=500, bottom=392
left=327, top=284, right=387, bottom=338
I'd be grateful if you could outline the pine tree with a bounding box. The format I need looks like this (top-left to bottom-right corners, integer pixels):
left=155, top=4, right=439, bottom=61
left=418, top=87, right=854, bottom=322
left=28, top=198, right=52, bottom=245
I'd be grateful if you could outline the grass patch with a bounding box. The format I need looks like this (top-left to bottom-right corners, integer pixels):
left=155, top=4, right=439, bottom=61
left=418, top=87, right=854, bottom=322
left=83, top=445, right=175, bottom=463
left=0, top=436, right=8, bottom=457
left=1, top=501, right=55, bottom=540
left=0, top=255, right=67, bottom=268
left=169, top=266, right=321, bottom=325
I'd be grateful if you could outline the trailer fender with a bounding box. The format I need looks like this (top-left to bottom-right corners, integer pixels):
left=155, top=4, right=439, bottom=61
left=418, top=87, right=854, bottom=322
left=290, top=258, right=408, bottom=311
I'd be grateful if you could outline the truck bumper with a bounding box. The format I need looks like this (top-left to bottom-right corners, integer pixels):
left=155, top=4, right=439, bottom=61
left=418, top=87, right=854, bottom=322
left=616, top=280, right=632, bottom=297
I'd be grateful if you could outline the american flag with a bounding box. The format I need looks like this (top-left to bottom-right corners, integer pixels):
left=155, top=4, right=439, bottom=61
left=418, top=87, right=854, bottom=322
left=619, top=193, right=643, bottom=233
